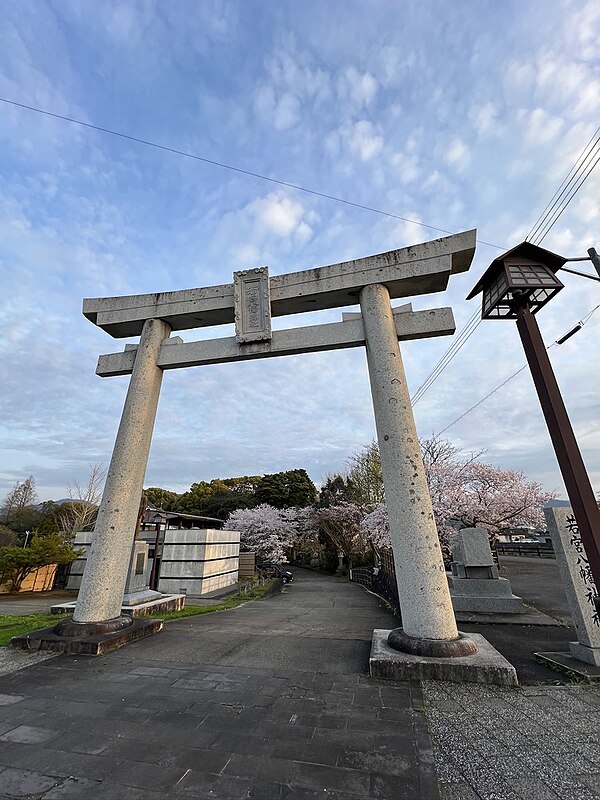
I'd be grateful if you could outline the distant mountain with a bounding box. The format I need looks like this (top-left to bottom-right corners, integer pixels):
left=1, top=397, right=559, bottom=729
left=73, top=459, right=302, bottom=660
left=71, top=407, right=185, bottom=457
left=35, top=498, right=96, bottom=509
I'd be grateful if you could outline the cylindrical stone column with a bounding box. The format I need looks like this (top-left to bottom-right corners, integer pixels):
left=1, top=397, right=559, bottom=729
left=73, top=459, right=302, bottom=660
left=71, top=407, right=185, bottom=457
left=73, top=318, right=171, bottom=623
left=360, top=283, right=459, bottom=641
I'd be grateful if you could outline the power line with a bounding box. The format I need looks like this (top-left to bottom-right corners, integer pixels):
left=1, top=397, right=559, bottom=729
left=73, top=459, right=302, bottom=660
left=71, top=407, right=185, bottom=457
left=412, top=127, right=600, bottom=406
left=0, top=95, right=505, bottom=249
left=435, top=304, right=600, bottom=436
left=527, top=126, right=600, bottom=245
left=411, top=310, right=480, bottom=405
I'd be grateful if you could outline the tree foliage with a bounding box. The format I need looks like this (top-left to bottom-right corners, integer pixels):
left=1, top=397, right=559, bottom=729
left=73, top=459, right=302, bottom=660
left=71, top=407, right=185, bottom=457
left=226, top=504, right=301, bottom=562
left=254, top=469, right=318, bottom=509
left=0, top=535, right=82, bottom=592
left=360, top=438, right=554, bottom=558
left=346, top=442, right=385, bottom=506
left=317, top=502, right=367, bottom=562
left=0, top=476, right=38, bottom=531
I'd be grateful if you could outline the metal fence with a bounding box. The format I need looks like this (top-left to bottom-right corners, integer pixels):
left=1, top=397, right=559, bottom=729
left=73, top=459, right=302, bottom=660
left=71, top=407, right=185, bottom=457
left=496, top=542, right=555, bottom=558
left=349, top=548, right=401, bottom=619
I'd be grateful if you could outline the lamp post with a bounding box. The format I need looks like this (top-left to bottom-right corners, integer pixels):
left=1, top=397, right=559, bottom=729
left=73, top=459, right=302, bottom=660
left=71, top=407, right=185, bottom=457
left=467, top=241, right=600, bottom=599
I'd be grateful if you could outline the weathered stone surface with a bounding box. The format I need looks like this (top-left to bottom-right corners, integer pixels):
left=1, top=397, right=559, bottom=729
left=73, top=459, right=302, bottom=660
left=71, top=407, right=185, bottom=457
left=448, top=528, right=524, bottom=614
left=544, top=505, right=600, bottom=666
left=234, top=267, right=271, bottom=343
left=96, top=305, right=456, bottom=377
left=73, top=318, right=171, bottom=624
left=10, top=618, right=163, bottom=656
left=83, top=230, right=476, bottom=338
left=51, top=594, right=185, bottom=618
left=360, top=283, right=458, bottom=642
left=452, top=527, right=495, bottom=568
left=370, top=629, right=518, bottom=686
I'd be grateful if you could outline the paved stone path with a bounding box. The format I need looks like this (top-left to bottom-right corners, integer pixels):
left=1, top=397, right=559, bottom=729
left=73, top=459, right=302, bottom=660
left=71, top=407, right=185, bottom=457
left=0, top=569, right=438, bottom=799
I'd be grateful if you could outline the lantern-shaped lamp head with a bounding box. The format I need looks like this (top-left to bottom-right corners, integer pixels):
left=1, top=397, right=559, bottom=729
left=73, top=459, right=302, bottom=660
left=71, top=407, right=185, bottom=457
left=467, top=242, right=567, bottom=319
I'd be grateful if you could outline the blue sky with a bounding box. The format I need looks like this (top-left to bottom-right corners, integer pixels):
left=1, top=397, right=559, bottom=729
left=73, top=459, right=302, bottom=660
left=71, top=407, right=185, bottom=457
left=0, top=0, right=599, bottom=502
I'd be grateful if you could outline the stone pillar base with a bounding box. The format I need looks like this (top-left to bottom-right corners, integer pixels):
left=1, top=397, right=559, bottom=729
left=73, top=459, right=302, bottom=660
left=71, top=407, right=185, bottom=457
left=370, top=629, right=518, bottom=686
left=10, top=617, right=163, bottom=656
left=387, top=627, right=478, bottom=658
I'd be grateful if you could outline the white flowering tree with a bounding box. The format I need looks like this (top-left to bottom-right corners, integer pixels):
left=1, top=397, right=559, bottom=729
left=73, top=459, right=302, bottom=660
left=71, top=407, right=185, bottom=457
left=361, top=458, right=554, bottom=564
left=226, top=504, right=303, bottom=563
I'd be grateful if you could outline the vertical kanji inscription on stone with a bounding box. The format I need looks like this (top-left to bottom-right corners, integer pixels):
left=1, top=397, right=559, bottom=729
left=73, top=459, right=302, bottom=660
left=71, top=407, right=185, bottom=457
left=233, top=267, right=272, bottom=343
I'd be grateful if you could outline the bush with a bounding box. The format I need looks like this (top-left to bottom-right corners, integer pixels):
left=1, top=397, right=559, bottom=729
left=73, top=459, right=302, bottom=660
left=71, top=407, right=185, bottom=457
left=0, top=535, right=82, bottom=593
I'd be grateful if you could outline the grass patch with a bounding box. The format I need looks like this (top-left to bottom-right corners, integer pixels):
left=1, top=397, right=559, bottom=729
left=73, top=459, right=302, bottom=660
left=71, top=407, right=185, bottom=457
left=0, top=580, right=281, bottom=644
left=0, top=611, right=59, bottom=646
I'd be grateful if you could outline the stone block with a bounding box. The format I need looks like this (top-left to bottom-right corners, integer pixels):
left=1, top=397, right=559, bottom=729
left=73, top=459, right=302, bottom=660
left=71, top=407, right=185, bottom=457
left=544, top=506, right=600, bottom=666
left=234, top=267, right=271, bottom=343
left=452, top=528, right=495, bottom=567
left=369, top=630, right=518, bottom=686
left=10, top=618, right=163, bottom=656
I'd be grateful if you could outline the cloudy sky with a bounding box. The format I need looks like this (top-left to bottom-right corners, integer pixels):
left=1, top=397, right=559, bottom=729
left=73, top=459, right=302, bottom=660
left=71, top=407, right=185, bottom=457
left=1, top=0, right=599, bottom=504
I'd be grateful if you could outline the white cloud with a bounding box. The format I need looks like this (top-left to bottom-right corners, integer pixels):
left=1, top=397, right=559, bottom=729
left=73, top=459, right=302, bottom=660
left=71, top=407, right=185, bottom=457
left=337, top=66, right=378, bottom=109
left=343, top=120, right=384, bottom=161
left=444, top=138, right=470, bottom=170
left=255, top=86, right=301, bottom=130
left=248, top=192, right=316, bottom=240
left=470, top=102, right=498, bottom=135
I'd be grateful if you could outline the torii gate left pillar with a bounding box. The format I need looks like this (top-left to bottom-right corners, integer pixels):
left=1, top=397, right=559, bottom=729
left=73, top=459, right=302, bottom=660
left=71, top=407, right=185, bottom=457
left=19, top=230, right=517, bottom=680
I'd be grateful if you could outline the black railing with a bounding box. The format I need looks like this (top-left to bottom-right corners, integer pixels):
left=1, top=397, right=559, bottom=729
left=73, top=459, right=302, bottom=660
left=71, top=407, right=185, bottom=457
left=496, top=542, right=555, bottom=558
left=349, top=548, right=401, bottom=619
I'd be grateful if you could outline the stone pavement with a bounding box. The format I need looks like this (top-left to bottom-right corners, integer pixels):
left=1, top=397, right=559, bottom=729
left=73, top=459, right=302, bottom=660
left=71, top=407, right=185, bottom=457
left=0, top=564, right=599, bottom=799
left=0, top=569, right=437, bottom=799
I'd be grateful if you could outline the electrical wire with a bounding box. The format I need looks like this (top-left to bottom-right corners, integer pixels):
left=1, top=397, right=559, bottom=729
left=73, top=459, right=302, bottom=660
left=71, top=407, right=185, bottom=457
left=0, top=95, right=505, bottom=249
left=435, top=305, right=600, bottom=436
left=413, top=127, right=600, bottom=408
left=411, top=310, right=481, bottom=405
left=527, top=126, right=600, bottom=245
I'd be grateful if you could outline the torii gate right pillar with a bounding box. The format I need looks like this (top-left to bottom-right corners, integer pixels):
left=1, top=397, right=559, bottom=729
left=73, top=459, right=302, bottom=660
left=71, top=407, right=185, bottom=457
left=360, top=283, right=475, bottom=656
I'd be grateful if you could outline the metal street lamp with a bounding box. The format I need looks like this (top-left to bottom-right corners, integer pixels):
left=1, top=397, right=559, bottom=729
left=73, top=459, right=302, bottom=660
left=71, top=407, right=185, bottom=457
left=467, top=241, right=600, bottom=599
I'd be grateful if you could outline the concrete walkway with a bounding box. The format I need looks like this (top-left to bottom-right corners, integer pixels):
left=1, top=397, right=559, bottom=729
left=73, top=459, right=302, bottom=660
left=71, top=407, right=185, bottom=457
left=0, top=568, right=438, bottom=799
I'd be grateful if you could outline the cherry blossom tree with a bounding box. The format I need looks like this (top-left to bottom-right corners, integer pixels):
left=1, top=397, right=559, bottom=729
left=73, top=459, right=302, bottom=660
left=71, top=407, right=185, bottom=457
left=359, top=439, right=554, bottom=558
left=226, top=504, right=302, bottom=562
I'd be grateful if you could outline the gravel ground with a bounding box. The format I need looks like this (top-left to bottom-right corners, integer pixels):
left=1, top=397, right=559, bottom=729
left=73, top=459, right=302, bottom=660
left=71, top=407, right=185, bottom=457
left=423, top=680, right=600, bottom=800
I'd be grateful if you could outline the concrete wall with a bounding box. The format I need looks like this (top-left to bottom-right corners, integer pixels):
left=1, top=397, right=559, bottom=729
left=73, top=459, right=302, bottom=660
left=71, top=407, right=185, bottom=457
left=157, top=528, right=240, bottom=597
left=66, top=532, right=94, bottom=591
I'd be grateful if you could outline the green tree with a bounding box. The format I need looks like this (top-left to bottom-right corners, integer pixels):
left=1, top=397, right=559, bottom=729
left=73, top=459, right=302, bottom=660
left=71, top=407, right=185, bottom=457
left=0, top=535, right=82, bottom=592
left=319, top=474, right=357, bottom=508
left=347, top=442, right=385, bottom=507
left=1, top=475, right=41, bottom=533
left=255, top=469, right=318, bottom=509
left=145, top=487, right=180, bottom=511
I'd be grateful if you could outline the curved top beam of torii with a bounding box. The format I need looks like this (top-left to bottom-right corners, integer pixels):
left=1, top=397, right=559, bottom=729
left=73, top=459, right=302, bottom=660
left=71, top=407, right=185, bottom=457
left=83, top=229, right=476, bottom=339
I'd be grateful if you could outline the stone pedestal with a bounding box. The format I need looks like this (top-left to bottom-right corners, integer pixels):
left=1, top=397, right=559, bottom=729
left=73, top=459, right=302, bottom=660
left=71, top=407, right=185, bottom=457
left=122, top=540, right=163, bottom=606
left=448, top=528, right=524, bottom=613
left=537, top=506, right=600, bottom=668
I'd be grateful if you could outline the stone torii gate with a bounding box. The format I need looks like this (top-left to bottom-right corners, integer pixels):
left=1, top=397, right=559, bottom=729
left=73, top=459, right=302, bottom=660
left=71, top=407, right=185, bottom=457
left=54, top=228, right=516, bottom=678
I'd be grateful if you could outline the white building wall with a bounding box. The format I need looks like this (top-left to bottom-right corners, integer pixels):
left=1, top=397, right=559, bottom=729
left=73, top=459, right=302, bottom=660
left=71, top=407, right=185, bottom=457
left=157, top=528, right=240, bottom=596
